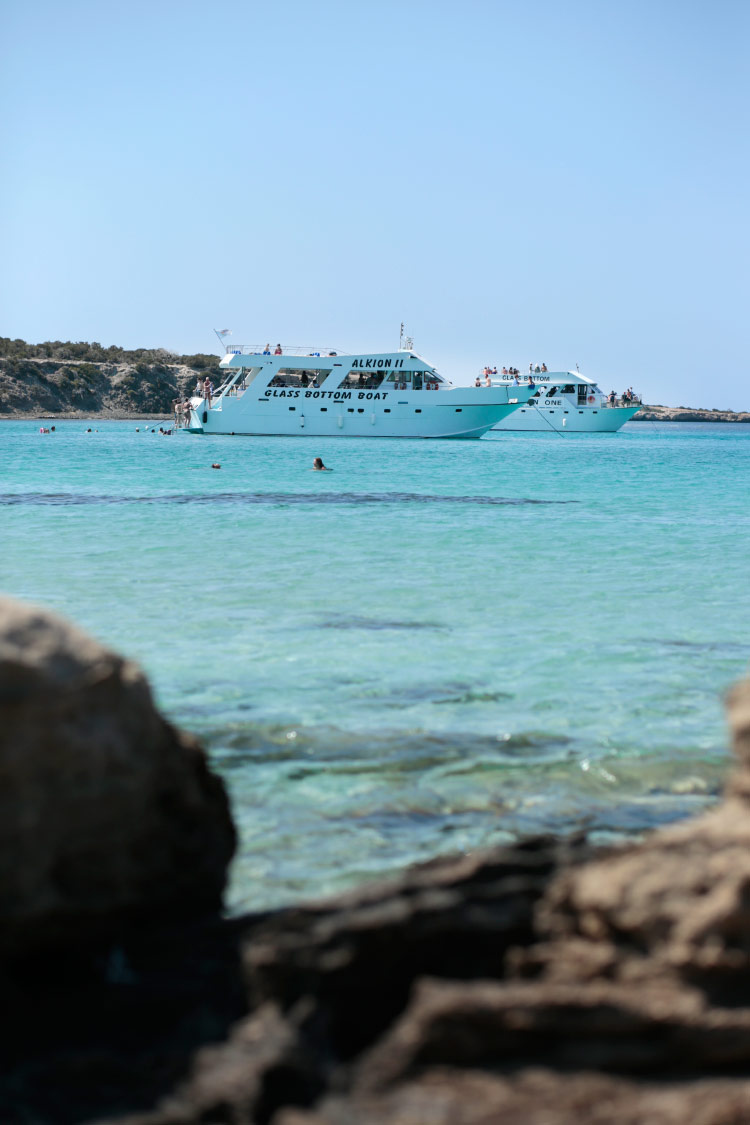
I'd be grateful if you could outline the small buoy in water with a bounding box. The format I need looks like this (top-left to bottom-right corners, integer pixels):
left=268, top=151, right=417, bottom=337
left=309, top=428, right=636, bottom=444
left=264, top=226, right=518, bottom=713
left=211, top=463, right=221, bottom=469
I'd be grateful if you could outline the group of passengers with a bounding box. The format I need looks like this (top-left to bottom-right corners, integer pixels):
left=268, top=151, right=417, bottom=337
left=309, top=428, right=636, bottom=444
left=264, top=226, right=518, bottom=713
left=173, top=396, right=194, bottom=426
left=474, top=361, right=549, bottom=388
left=497, top=363, right=548, bottom=377
left=608, top=387, right=639, bottom=405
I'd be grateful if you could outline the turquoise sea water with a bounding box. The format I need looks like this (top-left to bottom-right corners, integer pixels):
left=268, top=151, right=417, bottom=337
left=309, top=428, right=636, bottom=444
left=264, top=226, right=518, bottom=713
left=2, top=420, right=749, bottom=911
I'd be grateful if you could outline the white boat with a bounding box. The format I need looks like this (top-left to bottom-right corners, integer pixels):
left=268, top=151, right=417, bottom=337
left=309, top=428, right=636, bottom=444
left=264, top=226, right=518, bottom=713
left=185, top=345, right=530, bottom=439
left=491, top=371, right=641, bottom=432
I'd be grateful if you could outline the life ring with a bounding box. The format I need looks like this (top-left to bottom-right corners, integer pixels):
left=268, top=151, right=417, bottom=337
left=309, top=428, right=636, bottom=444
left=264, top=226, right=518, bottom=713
left=587, top=395, right=595, bottom=404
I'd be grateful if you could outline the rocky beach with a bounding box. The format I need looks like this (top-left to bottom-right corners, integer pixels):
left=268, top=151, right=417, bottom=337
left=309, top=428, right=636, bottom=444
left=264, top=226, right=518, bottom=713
left=631, top=405, right=750, bottom=423
left=4, top=595, right=750, bottom=1124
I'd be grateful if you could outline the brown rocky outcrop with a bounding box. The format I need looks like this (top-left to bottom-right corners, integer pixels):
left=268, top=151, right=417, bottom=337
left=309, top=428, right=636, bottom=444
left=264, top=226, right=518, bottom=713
left=3, top=596, right=750, bottom=1124
left=633, top=404, right=750, bottom=423
left=0, top=597, right=235, bottom=955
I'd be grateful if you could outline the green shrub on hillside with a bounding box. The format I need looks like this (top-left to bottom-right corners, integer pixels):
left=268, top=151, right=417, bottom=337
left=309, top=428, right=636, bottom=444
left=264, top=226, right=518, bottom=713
left=0, top=337, right=221, bottom=370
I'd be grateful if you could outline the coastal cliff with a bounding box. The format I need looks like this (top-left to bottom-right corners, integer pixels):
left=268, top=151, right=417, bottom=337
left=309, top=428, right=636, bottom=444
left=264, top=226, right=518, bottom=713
left=5, top=597, right=750, bottom=1123
left=0, top=338, right=222, bottom=417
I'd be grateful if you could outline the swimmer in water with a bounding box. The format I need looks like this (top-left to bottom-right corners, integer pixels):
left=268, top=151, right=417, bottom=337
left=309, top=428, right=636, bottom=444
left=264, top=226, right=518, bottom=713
left=312, top=457, right=332, bottom=471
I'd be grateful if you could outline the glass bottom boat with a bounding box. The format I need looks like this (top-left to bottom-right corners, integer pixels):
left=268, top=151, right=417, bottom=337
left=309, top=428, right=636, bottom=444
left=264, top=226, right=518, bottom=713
left=184, top=345, right=530, bottom=439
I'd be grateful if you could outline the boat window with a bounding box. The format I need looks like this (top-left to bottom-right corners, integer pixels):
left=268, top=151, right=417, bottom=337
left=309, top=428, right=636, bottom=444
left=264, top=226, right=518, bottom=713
left=226, top=366, right=261, bottom=394
left=269, top=368, right=324, bottom=388
left=337, top=369, right=386, bottom=390
left=561, top=385, right=575, bottom=394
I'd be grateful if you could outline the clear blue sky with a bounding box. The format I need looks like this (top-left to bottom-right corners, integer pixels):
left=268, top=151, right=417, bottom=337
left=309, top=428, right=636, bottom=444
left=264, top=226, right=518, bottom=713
left=2, top=0, right=748, bottom=406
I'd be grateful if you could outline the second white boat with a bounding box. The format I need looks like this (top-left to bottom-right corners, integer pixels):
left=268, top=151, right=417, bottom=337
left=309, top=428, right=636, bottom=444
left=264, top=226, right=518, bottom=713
left=491, top=371, right=641, bottom=432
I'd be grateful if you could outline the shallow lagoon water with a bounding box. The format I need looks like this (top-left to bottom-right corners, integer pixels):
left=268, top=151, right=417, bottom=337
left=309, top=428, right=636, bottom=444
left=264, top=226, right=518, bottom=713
left=2, top=420, right=749, bottom=910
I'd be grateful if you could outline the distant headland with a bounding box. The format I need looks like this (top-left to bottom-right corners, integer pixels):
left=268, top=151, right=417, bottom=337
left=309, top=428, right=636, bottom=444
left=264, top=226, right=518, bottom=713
left=632, top=404, right=750, bottom=423
left=1, top=339, right=747, bottom=421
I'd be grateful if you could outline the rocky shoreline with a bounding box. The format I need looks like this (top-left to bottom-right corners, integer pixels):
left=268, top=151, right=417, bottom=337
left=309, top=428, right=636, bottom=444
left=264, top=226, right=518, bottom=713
left=4, top=596, right=750, bottom=1123
left=632, top=405, right=750, bottom=423
left=1, top=347, right=747, bottom=423
left=0, top=411, right=173, bottom=421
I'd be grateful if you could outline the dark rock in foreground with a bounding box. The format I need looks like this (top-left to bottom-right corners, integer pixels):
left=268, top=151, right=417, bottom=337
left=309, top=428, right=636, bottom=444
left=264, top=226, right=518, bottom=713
left=0, top=597, right=236, bottom=956
left=3, top=597, right=750, bottom=1123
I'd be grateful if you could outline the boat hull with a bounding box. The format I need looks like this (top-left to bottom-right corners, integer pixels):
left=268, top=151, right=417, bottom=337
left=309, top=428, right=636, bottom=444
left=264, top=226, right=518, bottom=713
left=493, top=403, right=640, bottom=432
left=187, top=392, right=526, bottom=439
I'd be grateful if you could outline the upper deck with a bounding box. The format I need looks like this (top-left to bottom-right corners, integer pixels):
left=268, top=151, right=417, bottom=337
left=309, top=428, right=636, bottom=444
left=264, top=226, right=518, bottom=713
left=213, top=349, right=455, bottom=400
left=219, top=347, right=446, bottom=376
left=495, top=370, right=597, bottom=388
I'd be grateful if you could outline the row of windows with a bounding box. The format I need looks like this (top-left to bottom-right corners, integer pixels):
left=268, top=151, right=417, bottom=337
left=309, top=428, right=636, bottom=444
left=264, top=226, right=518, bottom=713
left=266, top=367, right=443, bottom=390
left=339, top=369, right=444, bottom=389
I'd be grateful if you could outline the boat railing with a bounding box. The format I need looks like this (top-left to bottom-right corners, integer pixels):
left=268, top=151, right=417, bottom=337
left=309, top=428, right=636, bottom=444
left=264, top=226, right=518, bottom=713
left=490, top=384, right=642, bottom=409
left=223, top=344, right=342, bottom=358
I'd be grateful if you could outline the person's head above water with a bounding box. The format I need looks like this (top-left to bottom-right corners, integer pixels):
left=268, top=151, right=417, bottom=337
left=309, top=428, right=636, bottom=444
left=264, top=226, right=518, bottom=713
left=313, top=457, right=325, bottom=470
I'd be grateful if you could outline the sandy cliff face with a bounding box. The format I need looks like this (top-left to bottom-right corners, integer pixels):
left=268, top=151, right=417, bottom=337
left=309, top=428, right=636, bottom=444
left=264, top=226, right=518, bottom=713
left=0, top=356, right=222, bottom=416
